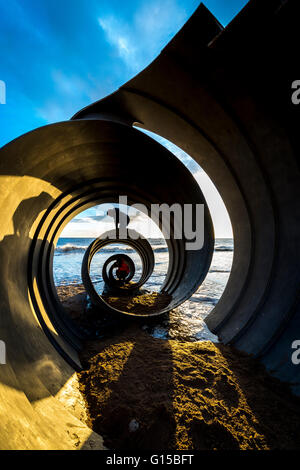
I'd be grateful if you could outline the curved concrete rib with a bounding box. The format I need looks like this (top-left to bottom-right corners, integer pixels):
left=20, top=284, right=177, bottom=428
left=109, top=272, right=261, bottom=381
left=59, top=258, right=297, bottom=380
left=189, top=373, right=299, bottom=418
left=0, top=0, right=299, bottom=450
left=0, top=120, right=212, bottom=449
left=74, top=0, right=300, bottom=391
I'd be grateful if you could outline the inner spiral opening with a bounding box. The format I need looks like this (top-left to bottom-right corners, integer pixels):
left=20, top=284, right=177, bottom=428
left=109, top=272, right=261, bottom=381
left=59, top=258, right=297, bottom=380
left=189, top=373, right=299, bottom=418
left=53, top=201, right=172, bottom=335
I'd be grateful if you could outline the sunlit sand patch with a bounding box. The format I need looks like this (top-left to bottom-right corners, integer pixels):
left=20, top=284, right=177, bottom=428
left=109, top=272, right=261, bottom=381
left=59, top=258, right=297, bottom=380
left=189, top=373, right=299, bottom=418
left=77, top=326, right=300, bottom=450
left=102, top=291, right=172, bottom=315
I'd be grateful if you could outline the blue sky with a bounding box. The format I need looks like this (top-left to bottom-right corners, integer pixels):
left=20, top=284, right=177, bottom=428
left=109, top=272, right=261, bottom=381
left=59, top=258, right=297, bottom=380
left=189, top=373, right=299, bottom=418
left=0, top=0, right=248, bottom=146
left=0, top=0, right=248, bottom=237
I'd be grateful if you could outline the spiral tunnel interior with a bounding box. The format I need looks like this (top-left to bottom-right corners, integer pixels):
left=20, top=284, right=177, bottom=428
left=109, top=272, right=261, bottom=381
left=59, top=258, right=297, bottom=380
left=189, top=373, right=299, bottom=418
left=0, top=118, right=214, bottom=362
left=81, top=229, right=160, bottom=314
left=0, top=0, right=299, bottom=450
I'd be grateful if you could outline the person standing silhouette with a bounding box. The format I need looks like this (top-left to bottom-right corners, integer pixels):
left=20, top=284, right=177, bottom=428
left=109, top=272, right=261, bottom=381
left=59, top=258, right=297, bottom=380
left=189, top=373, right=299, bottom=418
left=107, top=207, right=130, bottom=236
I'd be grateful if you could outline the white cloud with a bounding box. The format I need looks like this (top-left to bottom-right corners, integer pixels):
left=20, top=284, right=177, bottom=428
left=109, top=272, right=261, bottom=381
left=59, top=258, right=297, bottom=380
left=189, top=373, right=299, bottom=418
left=51, top=70, right=87, bottom=97
left=61, top=202, right=164, bottom=239
left=134, top=0, right=186, bottom=45
left=193, top=170, right=233, bottom=238
left=98, top=0, right=188, bottom=72
left=135, top=127, right=232, bottom=238
left=60, top=222, right=106, bottom=238
left=98, top=16, right=139, bottom=70
left=36, top=101, right=69, bottom=122
left=36, top=69, right=113, bottom=124
left=71, top=216, right=104, bottom=224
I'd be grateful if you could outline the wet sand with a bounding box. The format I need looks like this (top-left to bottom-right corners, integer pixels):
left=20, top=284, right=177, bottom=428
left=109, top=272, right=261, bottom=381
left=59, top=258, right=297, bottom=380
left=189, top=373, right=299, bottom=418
left=57, top=284, right=300, bottom=450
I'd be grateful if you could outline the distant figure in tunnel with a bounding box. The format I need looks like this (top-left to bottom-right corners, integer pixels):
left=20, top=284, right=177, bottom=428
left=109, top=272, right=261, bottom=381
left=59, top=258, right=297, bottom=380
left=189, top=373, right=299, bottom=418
left=115, top=257, right=130, bottom=281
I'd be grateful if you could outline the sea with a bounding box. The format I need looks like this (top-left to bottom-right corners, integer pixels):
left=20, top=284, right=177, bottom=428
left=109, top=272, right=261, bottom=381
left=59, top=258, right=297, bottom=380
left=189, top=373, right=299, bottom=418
left=53, top=238, right=234, bottom=342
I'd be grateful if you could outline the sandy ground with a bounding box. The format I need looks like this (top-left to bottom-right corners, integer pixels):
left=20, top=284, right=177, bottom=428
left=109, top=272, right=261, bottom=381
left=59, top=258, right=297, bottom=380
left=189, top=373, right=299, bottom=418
left=57, top=284, right=300, bottom=450
left=102, top=290, right=172, bottom=316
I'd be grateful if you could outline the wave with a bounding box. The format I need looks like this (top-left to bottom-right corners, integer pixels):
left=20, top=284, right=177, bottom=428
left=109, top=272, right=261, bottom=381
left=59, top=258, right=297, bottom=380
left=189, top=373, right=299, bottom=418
left=55, top=244, right=135, bottom=254
left=55, top=242, right=230, bottom=254
left=55, top=243, right=168, bottom=254
left=214, top=246, right=233, bottom=252
left=189, top=295, right=218, bottom=305
left=55, top=243, right=88, bottom=253
left=209, top=269, right=231, bottom=273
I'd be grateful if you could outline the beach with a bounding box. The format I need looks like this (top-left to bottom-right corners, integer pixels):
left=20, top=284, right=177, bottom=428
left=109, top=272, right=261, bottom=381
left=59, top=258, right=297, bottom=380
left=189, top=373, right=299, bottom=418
left=54, top=237, right=233, bottom=342
left=77, top=325, right=300, bottom=450
left=57, top=283, right=300, bottom=450
left=54, top=238, right=300, bottom=450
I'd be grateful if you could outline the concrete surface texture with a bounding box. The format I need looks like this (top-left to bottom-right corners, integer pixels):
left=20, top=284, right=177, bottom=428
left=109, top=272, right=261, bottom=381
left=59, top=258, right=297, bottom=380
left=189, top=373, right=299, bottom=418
left=0, top=0, right=299, bottom=449
left=74, top=0, right=300, bottom=389
left=81, top=230, right=157, bottom=312
left=0, top=120, right=212, bottom=449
